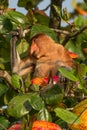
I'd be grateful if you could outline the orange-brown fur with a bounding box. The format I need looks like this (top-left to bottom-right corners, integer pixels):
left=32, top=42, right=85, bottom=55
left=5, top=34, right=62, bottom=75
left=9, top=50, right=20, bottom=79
left=30, top=34, right=74, bottom=78
left=12, top=34, right=74, bottom=78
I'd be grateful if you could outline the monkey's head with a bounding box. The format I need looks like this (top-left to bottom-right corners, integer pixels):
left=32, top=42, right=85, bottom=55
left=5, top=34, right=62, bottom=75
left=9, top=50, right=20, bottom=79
left=30, top=34, right=55, bottom=58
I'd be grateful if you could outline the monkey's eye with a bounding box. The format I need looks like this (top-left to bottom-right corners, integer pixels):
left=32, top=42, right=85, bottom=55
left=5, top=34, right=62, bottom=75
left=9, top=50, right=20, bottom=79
left=39, top=54, right=46, bottom=58
left=32, top=51, right=36, bottom=56
left=33, top=54, right=46, bottom=59
left=32, top=54, right=39, bottom=59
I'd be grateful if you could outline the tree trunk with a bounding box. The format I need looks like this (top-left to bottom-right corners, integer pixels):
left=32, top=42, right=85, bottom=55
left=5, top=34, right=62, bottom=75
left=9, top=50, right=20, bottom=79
left=49, top=0, right=62, bottom=39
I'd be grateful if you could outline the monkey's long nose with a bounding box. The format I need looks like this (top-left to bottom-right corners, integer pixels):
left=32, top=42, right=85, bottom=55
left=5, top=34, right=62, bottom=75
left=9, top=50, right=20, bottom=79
left=30, top=43, right=39, bottom=57
left=30, top=43, right=37, bottom=54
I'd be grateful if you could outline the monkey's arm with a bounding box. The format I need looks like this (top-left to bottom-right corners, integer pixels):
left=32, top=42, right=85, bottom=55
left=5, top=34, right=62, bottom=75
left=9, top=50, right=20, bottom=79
left=10, top=31, right=35, bottom=76
left=10, top=35, right=20, bottom=74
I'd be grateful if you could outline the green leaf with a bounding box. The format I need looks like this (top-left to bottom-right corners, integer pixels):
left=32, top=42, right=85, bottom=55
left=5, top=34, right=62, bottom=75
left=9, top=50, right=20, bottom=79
left=0, top=116, right=10, bottom=130
left=0, top=15, right=12, bottom=33
left=41, top=85, right=63, bottom=105
left=18, top=0, right=43, bottom=9
left=0, top=35, right=10, bottom=63
left=30, top=24, right=58, bottom=42
left=77, top=63, right=87, bottom=78
left=59, top=67, right=78, bottom=81
left=6, top=11, right=29, bottom=28
left=0, top=48, right=10, bottom=62
left=74, top=15, right=85, bottom=27
left=29, top=93, right=44, bottom=110
left=37, top=108, right=52, bottom=121
left=54, top=107, right=80, bottom=124
left=53, top=5, right=62, bottom=18
left=79, top=32, right=87, bottom=44
left=0, top=63, right=5, bottom=69
left=81, top=42, right=87, bottom=49
left=35, top=13, right=49, bottom=26
left=11, top=74, right=21, bottom=89
left=4, top=88, right=17, bottom=105
left=7, top=94, right=31, bottom=118
left=0, top=0, right=8, bottom=7
left=0, top=83, right=8, bottom=97
left=7, top=93, right=44, bottom=118
left=17, top=38, right=29, bottom=56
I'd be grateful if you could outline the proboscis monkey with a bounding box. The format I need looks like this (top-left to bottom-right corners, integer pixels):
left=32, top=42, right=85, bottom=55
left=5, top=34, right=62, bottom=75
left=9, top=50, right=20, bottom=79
left=10, top=31, right=74, bottom=81
left=30, top=34, right=74, bottom=78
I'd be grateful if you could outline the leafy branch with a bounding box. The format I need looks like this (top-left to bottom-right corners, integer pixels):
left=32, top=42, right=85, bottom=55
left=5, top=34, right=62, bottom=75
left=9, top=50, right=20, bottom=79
left=62, top=25, right=87, bottom=45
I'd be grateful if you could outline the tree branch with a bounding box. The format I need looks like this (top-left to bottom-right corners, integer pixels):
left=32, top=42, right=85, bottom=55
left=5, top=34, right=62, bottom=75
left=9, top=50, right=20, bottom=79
left=0, top=124, right=7, bottom=130
left=0, top=70, right=11, bottom=85
left=42, top=4, right=50, bottom=11
left=51, top=28, right=69, bottom=35
left=62, top=25, right=87, bottom=46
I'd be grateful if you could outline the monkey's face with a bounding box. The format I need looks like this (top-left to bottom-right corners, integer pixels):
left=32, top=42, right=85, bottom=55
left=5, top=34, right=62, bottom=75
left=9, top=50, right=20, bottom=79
left=30, top=34, right=55, bottom=59
left=30, top=41, right=40, bottom=58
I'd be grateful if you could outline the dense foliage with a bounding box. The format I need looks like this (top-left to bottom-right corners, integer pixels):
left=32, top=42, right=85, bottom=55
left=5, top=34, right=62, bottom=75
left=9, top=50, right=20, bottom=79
left=0, top=0, right=87, bottom=129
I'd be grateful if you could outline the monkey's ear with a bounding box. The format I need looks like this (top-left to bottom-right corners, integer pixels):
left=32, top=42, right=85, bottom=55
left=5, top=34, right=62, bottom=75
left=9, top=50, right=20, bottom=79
left=30, top=42, right=40, bottom=56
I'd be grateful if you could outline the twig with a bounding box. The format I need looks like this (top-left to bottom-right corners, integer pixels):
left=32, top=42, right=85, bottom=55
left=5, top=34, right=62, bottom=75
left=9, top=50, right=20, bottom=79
left=0, top=70, right=11, bottom=85
left=69, top=25, right=87, bottom=37
left=41, top=4, right=51, bottom=11
left=67, top=108, right=73, bottom=111
left=51, top=28, right=69, bottom=35
left=62, top=25, right=87, bottom=46
left=0, top=124, right=7, bottom=130
left=65, top=94, right=87, bottom=100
